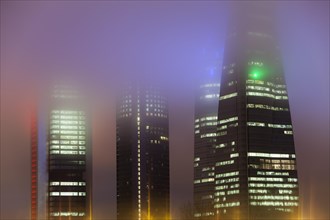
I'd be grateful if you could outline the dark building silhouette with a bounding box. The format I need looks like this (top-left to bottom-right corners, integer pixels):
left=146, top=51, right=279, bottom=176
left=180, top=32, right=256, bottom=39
left=116, top=83, right=170, bottom=220
left=31, top=84, right=92, bottom=220
left=193, top=65, right=220, bottom=219
left=214, top=3, right=299, bottom=219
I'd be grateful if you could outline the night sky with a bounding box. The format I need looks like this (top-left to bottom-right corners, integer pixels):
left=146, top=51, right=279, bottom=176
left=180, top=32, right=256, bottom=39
left=0, top=1, right=329, bottom=219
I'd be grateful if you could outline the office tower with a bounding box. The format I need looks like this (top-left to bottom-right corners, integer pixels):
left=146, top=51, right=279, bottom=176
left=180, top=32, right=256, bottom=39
left=116, top=83, right=170, bottom=220
left=193, top=66, right=220, bottom=219
left=214, top=3, right=299, bottom=220
left=31, top=84, right=92, bottom=220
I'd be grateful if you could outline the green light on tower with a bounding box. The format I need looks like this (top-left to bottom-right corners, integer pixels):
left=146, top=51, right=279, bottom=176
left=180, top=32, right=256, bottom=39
left=249, top=66, right=265, bottom=80
left=252, top=69, right=261, bottom=79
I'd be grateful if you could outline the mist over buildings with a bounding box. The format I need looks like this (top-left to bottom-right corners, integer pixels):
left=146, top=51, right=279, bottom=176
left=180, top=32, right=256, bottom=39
left=1, top=1, right=329, bottom=219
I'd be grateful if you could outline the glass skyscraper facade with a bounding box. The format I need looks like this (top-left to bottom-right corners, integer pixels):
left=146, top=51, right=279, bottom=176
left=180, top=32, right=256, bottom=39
left=116, top=83, right=170, bottom=220
left=31, top=84, right=92, bottom=220
left=214, top=3, right=299, bottom=219
left=194, top=67, right=220, bottom=219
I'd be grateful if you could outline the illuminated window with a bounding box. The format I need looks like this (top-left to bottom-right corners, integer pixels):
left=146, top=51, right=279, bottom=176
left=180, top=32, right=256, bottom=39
left=247, top=122, right=265, bottom=127
left=219, top=116, right=238, bottom=125
left=216, top=160, right=235, bottom=166
left=220, top=92, right=237, bottom=100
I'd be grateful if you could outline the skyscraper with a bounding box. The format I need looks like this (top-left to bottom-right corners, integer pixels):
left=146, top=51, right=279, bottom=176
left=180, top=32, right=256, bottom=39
left=194, top=65, right=220, bottom=219
left=116, top=83, right=170, bottom=220
left=31, top=84, right=92, bottom=220
left=214, top=3, right=299, bottom=219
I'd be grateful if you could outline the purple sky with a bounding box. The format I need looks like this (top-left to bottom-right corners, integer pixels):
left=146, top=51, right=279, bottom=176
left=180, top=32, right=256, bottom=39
left=1, top=1, right=329, bottom=219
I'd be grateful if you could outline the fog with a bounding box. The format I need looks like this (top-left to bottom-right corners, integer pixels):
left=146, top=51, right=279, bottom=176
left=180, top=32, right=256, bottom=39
left=1, top=1, right=329, bottom=219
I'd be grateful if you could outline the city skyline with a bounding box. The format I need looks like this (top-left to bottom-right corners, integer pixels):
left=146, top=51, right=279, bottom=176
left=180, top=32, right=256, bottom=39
left=1, top=1, right=329, bottom=219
